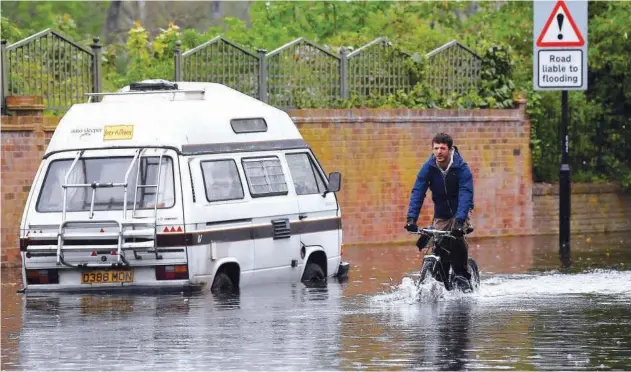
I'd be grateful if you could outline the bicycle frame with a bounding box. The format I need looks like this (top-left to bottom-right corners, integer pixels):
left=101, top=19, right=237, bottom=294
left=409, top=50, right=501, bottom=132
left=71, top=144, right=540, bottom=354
left=409, top=226, right=476, bottom=291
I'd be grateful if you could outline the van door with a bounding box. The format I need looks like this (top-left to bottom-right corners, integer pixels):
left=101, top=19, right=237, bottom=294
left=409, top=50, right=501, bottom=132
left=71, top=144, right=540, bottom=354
left=189, top=156, right=255, bottom=286
left=240, top=155, right=302, bottom=283
left=284, top=151, right=340, bottom=276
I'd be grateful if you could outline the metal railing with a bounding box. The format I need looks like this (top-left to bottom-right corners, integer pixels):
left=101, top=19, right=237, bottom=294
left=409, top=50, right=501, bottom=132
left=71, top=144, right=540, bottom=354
left=176, top=36, right=261, bottom=100
left=426, top=40, right=482, bottom=95
left=175, top=36, right=481, bottom=109
left=346, top=37, right=415, bottom=98
left=265, top=37, right=342, bottom=108
left=1, top=28, right=481, bottom=113
left=1, top=29, right=102, bottom=114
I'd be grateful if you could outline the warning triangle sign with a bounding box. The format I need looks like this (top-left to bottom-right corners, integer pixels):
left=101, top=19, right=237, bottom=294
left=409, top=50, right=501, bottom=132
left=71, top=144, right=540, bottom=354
left=536, top=1, right=585, bottom=47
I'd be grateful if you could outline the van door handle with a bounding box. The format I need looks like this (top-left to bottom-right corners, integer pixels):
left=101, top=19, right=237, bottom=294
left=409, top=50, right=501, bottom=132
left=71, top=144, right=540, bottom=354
left=299, top=214, right=308, bottom=220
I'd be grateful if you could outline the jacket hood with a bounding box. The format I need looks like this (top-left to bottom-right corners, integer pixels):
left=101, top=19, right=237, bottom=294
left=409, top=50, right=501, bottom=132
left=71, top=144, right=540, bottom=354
left=427, top=145, right=465, bottom=169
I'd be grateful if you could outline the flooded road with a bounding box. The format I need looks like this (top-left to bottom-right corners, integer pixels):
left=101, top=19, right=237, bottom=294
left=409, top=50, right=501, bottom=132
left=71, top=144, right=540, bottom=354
left=3, top=232, right=631, bottom=370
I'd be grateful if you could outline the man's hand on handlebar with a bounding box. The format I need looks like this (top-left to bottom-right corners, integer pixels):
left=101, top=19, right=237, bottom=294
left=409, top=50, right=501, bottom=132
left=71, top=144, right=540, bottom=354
left=405, top=218, right=418, bottom=233
left=451, top=219, right=465, bottom=238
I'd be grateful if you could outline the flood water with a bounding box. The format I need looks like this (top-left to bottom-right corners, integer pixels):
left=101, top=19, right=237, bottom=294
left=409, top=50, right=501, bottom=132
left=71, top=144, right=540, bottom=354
left=2, top=232, right=631, bottom=370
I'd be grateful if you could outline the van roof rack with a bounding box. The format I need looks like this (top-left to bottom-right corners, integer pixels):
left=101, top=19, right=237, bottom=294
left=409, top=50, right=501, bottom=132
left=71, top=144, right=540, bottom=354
left=85, top=79, right=199, bottom=100
left=130, top=80, right=179, bottom=91
left=84, top=87, right=206, bottom=102
left=85, top=89, right=206, bottom=97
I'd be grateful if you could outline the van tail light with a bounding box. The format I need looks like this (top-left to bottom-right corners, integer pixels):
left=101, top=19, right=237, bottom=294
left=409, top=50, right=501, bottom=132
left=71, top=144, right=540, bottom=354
left=341, top=244, right=344, bottom=257
left=26, top=269, right=59, bottom=285
left=155, top=265, right=189, bottom=280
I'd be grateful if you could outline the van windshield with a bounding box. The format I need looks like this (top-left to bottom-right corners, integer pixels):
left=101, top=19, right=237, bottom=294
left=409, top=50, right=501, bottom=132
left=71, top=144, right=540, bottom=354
left=36, top=156, right=175, bottom=212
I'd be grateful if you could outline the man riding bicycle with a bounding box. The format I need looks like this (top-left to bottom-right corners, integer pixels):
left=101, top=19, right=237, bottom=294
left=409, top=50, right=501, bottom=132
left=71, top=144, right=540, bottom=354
left=405, top=133, right=475, bottom=291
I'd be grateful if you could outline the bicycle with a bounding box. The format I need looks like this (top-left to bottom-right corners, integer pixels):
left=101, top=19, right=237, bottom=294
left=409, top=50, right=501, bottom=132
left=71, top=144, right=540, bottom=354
left=409, top=225, right=481, bottom=293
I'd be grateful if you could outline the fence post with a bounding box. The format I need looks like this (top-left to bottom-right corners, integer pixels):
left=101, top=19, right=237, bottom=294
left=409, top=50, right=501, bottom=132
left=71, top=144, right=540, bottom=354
left=174, top=40, right=182, bottom=81
left=1, top=40, right=8, bottom=115
left=90, top=37, right=102, bottom=101
left=340, top=47, right=349, bottom=100
left=257, top=49, right=267, bottom=103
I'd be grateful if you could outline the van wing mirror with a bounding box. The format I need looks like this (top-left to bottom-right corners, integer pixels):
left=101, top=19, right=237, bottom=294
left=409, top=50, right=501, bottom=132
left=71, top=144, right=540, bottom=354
left=323, top=172, right=341, bottom=196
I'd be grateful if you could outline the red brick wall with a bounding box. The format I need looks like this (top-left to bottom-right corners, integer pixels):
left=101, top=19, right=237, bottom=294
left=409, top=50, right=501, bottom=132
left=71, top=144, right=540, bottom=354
left=289, top=104, right=534, bottom=245
left=3, top=100, right=629, bottom=268
left=533, top=183, right=631, bottom=234
left=1, top=114, right=57, bottom=267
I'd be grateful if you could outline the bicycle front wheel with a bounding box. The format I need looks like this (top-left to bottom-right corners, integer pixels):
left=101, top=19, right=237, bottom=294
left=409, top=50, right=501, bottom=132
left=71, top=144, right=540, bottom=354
left=418, top=256, right=437, bottom=286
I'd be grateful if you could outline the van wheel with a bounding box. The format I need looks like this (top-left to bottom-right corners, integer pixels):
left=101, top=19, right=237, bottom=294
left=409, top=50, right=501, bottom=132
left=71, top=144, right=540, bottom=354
left=302, top=262, right=325, bottom=286
left=211, top=272, right=234, bottom=295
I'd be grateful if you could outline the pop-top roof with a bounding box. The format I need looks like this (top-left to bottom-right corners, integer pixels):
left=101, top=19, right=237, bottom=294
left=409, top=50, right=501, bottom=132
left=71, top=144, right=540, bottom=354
left=44, top=81, right=304, bottom=157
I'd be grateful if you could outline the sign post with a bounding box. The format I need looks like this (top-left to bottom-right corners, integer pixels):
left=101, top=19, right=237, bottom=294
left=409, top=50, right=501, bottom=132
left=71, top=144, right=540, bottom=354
left=533, top=0, right=588, bottom=266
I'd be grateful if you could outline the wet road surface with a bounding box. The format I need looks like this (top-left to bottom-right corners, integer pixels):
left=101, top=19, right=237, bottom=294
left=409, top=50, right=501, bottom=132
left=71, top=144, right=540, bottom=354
left=2, top=232, right=631, bottom=370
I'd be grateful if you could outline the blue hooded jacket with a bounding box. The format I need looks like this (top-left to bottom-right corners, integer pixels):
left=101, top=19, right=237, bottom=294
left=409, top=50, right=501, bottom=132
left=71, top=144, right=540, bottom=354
left=406, top=146, right=474, bottom=222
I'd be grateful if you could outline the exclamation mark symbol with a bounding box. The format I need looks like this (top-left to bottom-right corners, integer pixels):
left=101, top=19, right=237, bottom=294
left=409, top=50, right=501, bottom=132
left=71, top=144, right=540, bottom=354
left=557, top=13, right=564, bottom=40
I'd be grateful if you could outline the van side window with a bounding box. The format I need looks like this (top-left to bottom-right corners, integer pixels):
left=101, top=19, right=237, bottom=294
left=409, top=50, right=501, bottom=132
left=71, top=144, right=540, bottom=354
left=230, top=118, right=267, bottom=133
left=242, top=157, right=288, bottom=197
left=285, top=153, right=326, bottom=195
left=200, top=160, right=244, bottom=202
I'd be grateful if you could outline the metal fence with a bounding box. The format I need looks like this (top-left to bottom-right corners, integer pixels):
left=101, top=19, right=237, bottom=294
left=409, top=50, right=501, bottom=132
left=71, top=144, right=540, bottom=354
left=1, top=29, right=102, bottom=113
left=175, top=36, right=482, bottom=109
left=2, top=28, right=482, bottom=113
left=426, top=40, right=482, bottom=95
left=176, top=36, right=261, bottom=100
left=265, top=37, right=341, bottom=108
left=346, top=37, right=415, bottom=99
left=532, top=105, right=631, bottom=184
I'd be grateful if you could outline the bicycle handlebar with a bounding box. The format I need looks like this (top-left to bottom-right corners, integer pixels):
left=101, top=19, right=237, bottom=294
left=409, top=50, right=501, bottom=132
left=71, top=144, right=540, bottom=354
left=411, top=228, right=456, bottom=239
left=416, top=228, right=451, bottom=235
left=408, top=226, right=474, bottom=238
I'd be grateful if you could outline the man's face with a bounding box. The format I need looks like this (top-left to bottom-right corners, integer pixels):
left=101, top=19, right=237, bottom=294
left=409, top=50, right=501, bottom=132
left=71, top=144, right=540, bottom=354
left=433, top=142, right=450, bottom=163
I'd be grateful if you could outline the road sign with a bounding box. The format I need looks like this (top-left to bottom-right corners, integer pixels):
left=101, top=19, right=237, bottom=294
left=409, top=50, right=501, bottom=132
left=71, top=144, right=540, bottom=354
left=538, top=49, right=582, bottom=88
left=533, top=0, right=589, bottom=266
left=533, top=0, right=588, bottom=91
left=536, top=1, right=585, bottom=47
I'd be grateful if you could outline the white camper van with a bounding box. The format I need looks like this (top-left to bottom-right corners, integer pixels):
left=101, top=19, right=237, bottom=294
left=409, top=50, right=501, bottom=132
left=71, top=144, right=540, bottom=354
left=18, top=80, right=349, bottom=294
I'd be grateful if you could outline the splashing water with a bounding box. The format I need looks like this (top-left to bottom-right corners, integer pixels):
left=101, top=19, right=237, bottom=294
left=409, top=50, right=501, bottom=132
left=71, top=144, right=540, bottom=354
left=477, top=269, right=631, bottom=301
left=369, top=275, right=474, bottom=307
left=369, top=269, right=631, bottom=307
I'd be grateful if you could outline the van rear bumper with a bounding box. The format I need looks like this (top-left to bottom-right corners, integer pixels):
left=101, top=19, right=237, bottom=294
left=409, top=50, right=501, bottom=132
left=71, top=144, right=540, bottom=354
left=20, top=280, right=201, bottom=295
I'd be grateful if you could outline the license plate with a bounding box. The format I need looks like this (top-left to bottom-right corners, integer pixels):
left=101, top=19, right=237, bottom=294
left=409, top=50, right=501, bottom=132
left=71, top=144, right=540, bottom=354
left=81, top=270, right=134, bottom=284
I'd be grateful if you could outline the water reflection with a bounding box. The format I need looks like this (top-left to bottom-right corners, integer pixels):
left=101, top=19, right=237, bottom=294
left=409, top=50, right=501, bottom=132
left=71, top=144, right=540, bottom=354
left=404, top=301, right=474, bottom=370
left=1, top=232, right=630, bottom=370
left=1, top=268, right=23, bottom=370
left=6, top=282, right=347, bottom=371
left=433, top=301, right=471, bottom=370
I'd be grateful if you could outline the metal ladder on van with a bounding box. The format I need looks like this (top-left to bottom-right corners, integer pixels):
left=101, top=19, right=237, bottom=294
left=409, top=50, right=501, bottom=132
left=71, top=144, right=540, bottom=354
left=49, top=148, right=166, bottom=268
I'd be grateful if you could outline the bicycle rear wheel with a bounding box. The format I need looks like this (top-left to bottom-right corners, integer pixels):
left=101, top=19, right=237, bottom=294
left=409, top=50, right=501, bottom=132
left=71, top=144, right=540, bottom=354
left=467, top=258, right=481, bottom=291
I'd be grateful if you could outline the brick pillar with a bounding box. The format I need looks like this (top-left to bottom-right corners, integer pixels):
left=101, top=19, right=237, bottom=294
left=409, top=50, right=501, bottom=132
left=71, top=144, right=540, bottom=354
left=5, top=96, right=45, bottom=117
left=514, top=94, right=527, bottom=120
left=1, top=96, right=46, bottom=268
